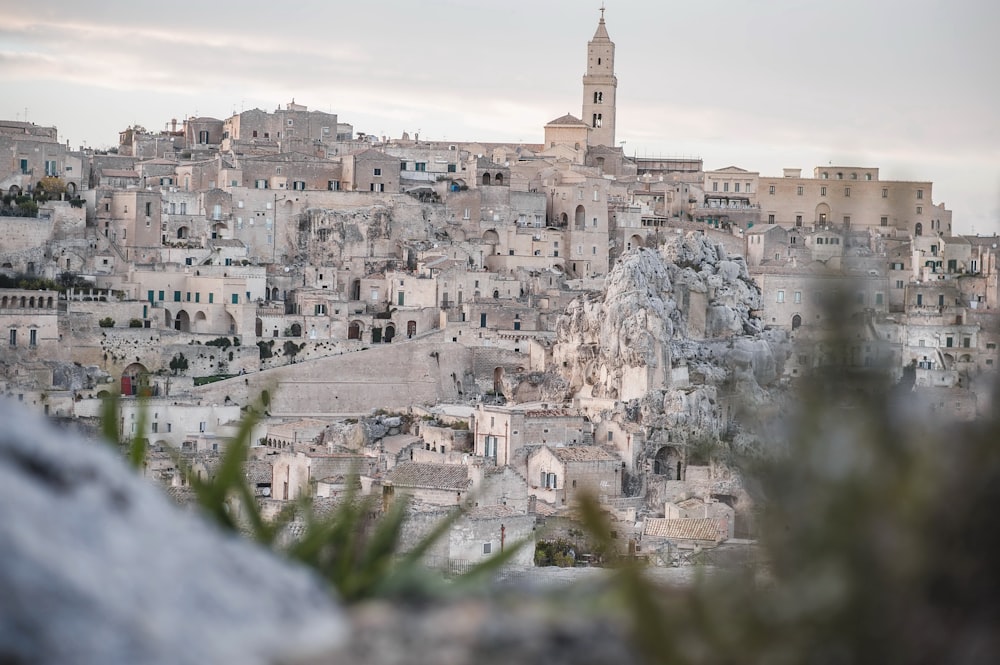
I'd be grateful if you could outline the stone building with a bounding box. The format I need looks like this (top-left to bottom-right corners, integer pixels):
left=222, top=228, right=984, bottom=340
left=526, top=444, right=622, bottom=506
left=756, top=166, right=950, bottom=238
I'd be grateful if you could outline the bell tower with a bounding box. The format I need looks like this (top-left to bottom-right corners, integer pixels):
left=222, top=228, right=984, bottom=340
left=581, top=6, right=617, bottom=149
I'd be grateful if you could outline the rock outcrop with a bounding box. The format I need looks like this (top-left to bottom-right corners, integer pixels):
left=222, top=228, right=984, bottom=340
left=553, top=233, right=790, bottom=466
left=555, top=234, right=785, bottom=403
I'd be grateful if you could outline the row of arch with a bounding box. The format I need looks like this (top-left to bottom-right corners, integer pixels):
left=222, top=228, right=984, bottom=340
left=481, top=172, right=505, bottom=186
left=1, top=295, right=56, bottom=309
left=166, top=308, right=236, bottom=334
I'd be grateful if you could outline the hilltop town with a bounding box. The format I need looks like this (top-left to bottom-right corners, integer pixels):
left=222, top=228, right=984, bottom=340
left=2, top=11, right=996, bottom=566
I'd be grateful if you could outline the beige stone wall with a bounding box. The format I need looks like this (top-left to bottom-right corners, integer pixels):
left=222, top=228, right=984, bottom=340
left=757, top=167, right=939, bottom=237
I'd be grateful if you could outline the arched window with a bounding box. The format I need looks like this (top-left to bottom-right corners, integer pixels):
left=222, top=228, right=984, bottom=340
left=915, top=222, right=923, bottom=236
left=495, top=173, right=503, bottom=185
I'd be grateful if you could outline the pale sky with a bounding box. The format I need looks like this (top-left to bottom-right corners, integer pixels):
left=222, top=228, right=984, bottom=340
left=2, top=0, right=997, bottom=233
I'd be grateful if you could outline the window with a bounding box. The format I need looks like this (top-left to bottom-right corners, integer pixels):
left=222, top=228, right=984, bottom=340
left=795, top=215, right=803, bottom=226
left=723, top=182, right=729, bottom=192
left=315, top=304, right=327, bottom=315
left=896, top=280, right=904, bottom=289
left=875, top=293, right=884, bottom=305
left=797, top=185, right=803, bottom=196
left=447, top=163, right=456, bottom=173
left=916, top=294, right=923, bottom=306
left=713, top=182, right=719, bottom=192
left=209, top=293, right=214, bottom=303
left=767, top=184, right=775, bottom=195
left=199, top=422, right=206, bottom=433
left=845, top=187, right=851, bottom=197
left=916, top=206, right=922, bottom=215
left=880, top=216, right=888, bottom=227
left=328, top=180, right=340, bottom=191
left=9, top=329, right=16, bottom=347
left=145, top=202, right=152, bottom=217
left=293, top=181, right=305, bottom=190
left=882, top=188, right=889, bottom=198
left=255, top=179, right=267, bottom=189
left=734, top=183, right=740, bottom=193
left=373, top=168, right=382, bottom=176
left=151, top=422, right=158, bottom=434
left=821, top=186, right=827, bottom=196
left=592, top=113, right=602, bottom=128
left=231, top=293, right=238, bottom=304
left=794, top=291, right=801, bottom=303
left=173, top=291, right=181, bottom=302
left=484, top=435, right=498, bottom=458
left=917, top=189, right=924, bottom=200
left=415, top=162, right=426, bottom=172
left=844, top=216, right=851, bottom=226
left=777, top=290, right=785, bottom=303
left=399, top=162, right=407, bottom=171
left=483, top=543, right=492, bottom=555
left=768, top=214, right=775, bottom=224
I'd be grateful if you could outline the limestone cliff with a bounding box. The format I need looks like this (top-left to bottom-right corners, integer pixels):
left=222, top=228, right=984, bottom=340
left=553, top=232, right=789, bottom=459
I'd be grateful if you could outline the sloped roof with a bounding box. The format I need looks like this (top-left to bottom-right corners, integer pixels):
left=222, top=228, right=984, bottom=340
left=243, top=460, right=272, bottom=485
left=545, top=113, right=587, bottom=127
left=548, top=445, right=618, bottom=463
left=386, top=462, right=470, bottom=490
left=101, top=169, right=140, bottom=178
left=643, top=518, right=721, bottom=542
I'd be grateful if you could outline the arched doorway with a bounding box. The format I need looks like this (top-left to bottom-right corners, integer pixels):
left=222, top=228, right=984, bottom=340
left=348, top=321, right=361, bottom=340
left=194, top=311, right=207, bottom=333
left=915, top=222, right=923, bottom=236
left=384, top=324, right=395, bottom=343
left=482, top=173, right=491, bottom=186
left=791, top=314, right=802, bottom=330
left=407, top=320, right=417, bottom=338
left=815, top=203, right=831, bottom=227
left=483, top=229, right=500, bottom=245
left=653, top=446, right=684, bottom=480
left=560, top=212, right=568, bottom=226
left=351, top=279, right=361, bottom=301
left=493, top=367, right=504, bottom=394
left=175, top=310, right=190, bottom=332
left=290, top=323, right=302, bottom=337
left=371, top=327, right=382, bottom=344
left=575, top=205, right=586, bottom=229
left=177, top=227, right=189, bottom=239
left=121, top=362, right=149, bottom=396
left=164, top=308, right=173, bottom=329
left=255, top=317, right=263, bottom=337
left=495, top=173, right=503, bottom=185
left=629, top=234, right=643, bottom=251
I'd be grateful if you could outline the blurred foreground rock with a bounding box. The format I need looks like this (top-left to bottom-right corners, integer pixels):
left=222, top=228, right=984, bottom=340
left=0, top=400, right=346, bottom=665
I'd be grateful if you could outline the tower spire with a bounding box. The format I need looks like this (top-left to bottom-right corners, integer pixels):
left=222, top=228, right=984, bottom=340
left=582, top=5, right=617, bottom=147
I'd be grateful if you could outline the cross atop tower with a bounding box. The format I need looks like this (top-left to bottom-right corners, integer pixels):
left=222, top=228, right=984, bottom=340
left=600, top=4, right=605, bottom=21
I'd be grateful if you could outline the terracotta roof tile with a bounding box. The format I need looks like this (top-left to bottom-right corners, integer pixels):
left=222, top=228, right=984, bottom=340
left=386, top=462, right=470, bottom=491
left=643, top=518, right=722, bottom=542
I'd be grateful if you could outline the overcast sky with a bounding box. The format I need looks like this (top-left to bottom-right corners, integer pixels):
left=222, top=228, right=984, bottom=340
left=2, top=0, right=997, bottom=233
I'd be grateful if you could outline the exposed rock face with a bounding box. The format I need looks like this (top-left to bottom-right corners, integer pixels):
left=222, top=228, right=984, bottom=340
left=0, top=400, right=346, bottom=665
left=555, top=234, right=783, bottom=406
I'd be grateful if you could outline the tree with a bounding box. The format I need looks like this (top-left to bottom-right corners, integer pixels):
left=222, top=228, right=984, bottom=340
left=98, top=317, right=115, bottom=328
left=35, top=176, right=67, bottom=201
left=169, top=353, right=189, bottom=375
